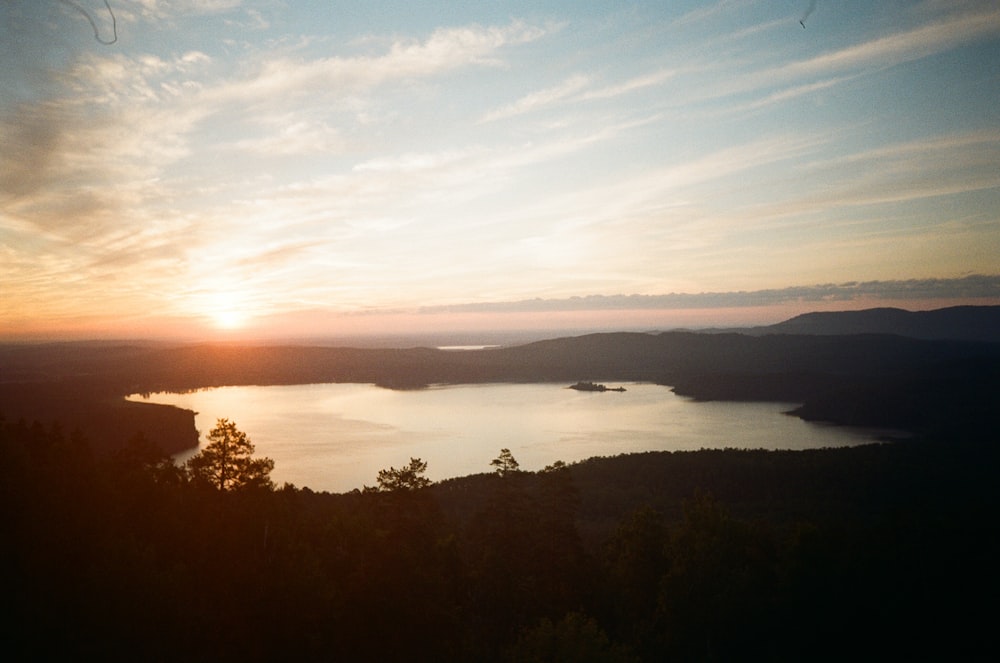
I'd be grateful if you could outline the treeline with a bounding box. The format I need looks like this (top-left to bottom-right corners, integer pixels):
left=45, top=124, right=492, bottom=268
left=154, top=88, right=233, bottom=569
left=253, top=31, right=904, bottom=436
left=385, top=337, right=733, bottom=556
left=5, top=333, right=997, bottom=393
left=2, top=415, right=996, bottom=661
left=0, top=381, right=199, bottom=455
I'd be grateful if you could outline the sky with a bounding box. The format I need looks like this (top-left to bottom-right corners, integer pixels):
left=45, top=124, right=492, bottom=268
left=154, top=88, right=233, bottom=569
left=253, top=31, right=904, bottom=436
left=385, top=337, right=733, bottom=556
left=2, top=0, right=999, bottom=341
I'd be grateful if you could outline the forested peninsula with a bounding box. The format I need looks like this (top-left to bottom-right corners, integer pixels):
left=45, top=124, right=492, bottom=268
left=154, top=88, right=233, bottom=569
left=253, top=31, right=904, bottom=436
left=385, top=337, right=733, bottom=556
left=1, top=306, right=998, bottom=660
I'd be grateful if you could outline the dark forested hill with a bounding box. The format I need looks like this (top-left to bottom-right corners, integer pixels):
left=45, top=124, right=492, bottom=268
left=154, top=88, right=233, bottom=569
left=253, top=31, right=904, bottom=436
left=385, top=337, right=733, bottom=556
left=751, top=305, right=1000, bottom=341
left=3, top=329, right=996, bottom=390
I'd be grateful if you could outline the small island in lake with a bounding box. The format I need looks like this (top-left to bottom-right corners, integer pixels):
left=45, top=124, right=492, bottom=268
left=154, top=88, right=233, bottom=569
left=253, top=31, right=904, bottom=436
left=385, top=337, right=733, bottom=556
left=569, top=381, right=626, bottom=392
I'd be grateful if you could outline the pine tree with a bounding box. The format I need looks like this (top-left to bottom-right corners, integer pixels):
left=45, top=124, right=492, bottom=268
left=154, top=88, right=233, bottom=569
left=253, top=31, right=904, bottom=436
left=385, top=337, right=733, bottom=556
left=186, top=418, right=274, bottom=491
left=370, top=457, right=432, bottom=491
left=491, top=448, right=520, bottom=476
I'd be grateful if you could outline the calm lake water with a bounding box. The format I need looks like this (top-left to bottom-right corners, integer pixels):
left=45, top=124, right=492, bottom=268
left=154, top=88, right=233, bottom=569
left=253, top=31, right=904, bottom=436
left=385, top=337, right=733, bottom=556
left=129, top=382, right=885, bottom=493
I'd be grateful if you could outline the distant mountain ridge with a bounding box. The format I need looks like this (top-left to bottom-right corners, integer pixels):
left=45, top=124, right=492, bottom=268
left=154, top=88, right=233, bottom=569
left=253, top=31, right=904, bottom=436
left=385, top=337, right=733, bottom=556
left=751, top=305, right=1000, bottom=342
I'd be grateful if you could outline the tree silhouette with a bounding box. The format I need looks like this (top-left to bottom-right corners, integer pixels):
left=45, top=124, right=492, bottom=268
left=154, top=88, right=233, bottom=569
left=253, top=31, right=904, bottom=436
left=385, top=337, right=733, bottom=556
left=371, top=457, right=432, bottom=491
left=186, top=418, right=274, bottom=491
left=490, top=448, right=520, bottom=476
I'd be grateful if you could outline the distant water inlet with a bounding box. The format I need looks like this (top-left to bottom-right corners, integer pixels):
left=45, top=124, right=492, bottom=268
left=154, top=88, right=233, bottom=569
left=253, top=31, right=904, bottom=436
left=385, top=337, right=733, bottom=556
left=128, top=382, right=887, bottom=493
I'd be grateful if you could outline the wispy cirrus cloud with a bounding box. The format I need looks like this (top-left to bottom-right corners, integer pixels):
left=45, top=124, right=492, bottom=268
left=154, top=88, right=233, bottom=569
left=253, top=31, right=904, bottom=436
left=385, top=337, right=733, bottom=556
left=720, top=76, right=854, bottom=116
left=211, top=21, right=548, bottom=106
left=811, top=130, right=1000, bottom=168
left=479, top=68, right=677, bottom=124
left=693, top=4, right=1000, bottom=107
left=132, top=0, right=245, bottom=19
left=480, top=74, right=590, bottom=123
left=0, top=48, right=213, bottom=237
left=780, top=5, right=1000, bottom=77
left=579, top=69, right=677, bottom=101
left=768, top=130, right=1000, bottom=215
left=234, top=116, right=344, bottom=155
left=1, top=18, right=549, bottom=257
left=670, top=0, right=742, bottom=28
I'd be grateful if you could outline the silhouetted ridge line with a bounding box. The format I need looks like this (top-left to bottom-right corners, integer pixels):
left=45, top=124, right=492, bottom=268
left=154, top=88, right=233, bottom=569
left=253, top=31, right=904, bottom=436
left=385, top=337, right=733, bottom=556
left=759, top=305, right=1000, bottom=342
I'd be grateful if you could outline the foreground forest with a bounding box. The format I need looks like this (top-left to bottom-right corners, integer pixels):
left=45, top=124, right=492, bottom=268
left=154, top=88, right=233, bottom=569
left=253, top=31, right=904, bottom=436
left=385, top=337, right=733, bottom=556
left=1, top=306, right=998, bottom=660
left=1, top=415, right=996, bottom=661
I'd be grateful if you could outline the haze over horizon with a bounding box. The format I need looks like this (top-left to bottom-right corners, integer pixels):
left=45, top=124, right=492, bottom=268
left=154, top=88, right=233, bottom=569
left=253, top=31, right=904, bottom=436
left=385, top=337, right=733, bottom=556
left=3, top=1, right=999, bottom=341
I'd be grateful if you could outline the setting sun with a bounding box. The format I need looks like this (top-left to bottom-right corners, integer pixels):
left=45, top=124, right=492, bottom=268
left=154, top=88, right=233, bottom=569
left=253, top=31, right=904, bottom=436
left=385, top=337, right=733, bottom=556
left=193, top=286, right=256, bottom=332
left=210, top=308, right=251, bottom=330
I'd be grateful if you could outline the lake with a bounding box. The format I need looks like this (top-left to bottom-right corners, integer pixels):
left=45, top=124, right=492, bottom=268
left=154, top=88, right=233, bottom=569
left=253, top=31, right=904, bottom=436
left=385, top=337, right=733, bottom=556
left=128, top=382, right=887, bottom=493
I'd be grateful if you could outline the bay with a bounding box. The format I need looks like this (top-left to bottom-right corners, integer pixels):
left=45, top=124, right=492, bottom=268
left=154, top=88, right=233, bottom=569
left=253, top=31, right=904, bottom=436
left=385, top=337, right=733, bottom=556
left=128, top=382, right=885, bottom=493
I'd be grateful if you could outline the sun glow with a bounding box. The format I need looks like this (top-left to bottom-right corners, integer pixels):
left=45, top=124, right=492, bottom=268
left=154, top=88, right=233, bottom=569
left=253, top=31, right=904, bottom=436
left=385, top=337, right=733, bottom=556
left=192, top=286, right=256, bottom=332
left=210, top=308, right=251, bottom=330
